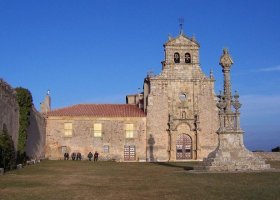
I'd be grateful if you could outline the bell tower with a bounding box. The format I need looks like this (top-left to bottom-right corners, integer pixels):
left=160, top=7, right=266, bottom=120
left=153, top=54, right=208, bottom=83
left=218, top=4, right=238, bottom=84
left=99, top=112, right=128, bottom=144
left=162, top=31, right=200, bottom=72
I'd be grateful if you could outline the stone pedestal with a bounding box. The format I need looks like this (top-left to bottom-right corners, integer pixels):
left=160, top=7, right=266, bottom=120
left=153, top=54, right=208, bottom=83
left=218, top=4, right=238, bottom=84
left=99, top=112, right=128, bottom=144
left=198, top=133, right=270, bottom=171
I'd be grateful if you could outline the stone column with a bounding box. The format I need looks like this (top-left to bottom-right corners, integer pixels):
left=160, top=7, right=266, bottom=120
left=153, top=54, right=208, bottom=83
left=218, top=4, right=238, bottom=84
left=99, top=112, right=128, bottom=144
left=196, top=49, right=270, bottom=172
left=219, top=48, right=233, bottom=113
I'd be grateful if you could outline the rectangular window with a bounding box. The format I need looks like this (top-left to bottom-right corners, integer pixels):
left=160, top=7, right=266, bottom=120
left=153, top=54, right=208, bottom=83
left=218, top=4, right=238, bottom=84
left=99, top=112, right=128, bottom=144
left=103, top=145, right=109, bottom=153
left=61, top=146, right=67, bottom=153
left=125, top=123, right=134, bottom=138
left=64, top=123, right=72, bottom=137
left=93, top=123, right=102, bottom=137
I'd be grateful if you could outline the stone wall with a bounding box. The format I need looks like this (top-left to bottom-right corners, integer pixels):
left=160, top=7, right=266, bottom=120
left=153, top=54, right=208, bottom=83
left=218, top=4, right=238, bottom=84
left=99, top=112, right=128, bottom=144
left=146, top=87, right=169, bottom=161
left=25, top=107, right=46, bottom=159
left=253, top=152, right=280, bottom=161
left=0, top=79, right=19, bottom=150
left=45, top=116, right=146, bottom=161
left=197, top=78, right=219, bottom=159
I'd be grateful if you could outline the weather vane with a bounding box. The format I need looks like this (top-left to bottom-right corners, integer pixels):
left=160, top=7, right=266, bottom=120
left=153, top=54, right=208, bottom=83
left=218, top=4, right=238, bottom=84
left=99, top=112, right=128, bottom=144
left=178, top=17, right=184, bottom=34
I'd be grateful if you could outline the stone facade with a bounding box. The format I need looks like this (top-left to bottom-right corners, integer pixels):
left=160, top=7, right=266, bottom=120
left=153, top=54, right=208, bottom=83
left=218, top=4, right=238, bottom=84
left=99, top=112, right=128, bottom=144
left=45, top=115, right=146, bottom=161
left=144, top=33, right=218, bottom=161
left=25, top=107, right=46, bottom=160
left=44, top=104, right=146, bottom=161
left=0, top=79, right=19, bottom=150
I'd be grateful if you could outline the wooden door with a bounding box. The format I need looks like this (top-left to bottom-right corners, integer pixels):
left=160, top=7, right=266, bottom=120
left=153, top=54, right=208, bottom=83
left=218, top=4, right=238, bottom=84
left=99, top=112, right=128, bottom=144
left=176, top=134, right=192, bottom=160
left=124, top=145, right=136, bottom=161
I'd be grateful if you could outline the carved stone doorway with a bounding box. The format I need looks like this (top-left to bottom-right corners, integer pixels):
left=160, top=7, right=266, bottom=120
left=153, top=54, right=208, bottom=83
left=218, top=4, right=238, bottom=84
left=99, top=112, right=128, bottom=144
left=176, top=134, right=192, bottom=160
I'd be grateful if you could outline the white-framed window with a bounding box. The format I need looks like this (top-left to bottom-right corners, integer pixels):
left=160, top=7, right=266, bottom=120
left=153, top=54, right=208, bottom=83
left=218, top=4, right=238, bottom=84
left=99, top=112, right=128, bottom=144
left=103, top=145, right=109, bottom=153
left=92, top=123, right=102, bottom=137
left=64, top=122, right=73, bottom=137
left=125, top=123, right=134, bottom=138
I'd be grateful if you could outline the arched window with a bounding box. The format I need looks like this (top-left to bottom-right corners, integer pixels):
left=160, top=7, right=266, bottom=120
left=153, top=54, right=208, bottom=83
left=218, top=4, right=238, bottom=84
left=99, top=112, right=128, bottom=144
left=185, top=53, right=191, bottom=63
left=174, top=52, right=180, bottom=63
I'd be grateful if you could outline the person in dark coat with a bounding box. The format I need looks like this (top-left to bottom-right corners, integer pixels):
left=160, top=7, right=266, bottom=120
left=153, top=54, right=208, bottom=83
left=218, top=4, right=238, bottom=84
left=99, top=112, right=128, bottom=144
left=88, top=152, right=93, bottom=161
left=64, top=153, right=67, bottom=160
left=64, top=152, right=69, bottom=160
left=77, top=152, right=82, bottom=160
left=71, top=152, right=76, bottom=160
left=94, top=151, right=99, bottom=162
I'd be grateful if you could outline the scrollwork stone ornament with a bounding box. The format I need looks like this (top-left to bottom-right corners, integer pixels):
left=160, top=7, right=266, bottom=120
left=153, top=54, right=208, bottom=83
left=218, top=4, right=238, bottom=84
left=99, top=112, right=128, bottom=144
left=216, top=91, right=226, bottom=111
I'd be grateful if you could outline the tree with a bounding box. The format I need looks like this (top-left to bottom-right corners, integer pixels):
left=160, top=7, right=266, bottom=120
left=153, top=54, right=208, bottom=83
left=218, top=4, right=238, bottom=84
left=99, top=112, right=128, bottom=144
left=272, top=146, right=280, bottom=152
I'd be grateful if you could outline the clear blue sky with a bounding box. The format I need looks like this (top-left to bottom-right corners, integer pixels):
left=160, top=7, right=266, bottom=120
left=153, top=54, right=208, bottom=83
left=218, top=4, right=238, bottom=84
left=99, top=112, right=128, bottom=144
left=0, top=0, right=279, bottom=151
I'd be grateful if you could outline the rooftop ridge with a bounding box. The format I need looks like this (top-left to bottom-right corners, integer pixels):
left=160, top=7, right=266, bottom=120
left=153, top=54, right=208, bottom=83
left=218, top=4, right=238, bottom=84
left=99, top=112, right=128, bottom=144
left=164, top=33, right=200, bottom=47
left=49, top=103, right=135, bottom=111
left=47, top=104, right=145, bottom=117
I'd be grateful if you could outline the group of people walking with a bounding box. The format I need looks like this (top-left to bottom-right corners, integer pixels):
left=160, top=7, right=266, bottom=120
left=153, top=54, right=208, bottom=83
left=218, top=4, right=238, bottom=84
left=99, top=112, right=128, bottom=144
left=64, top=151, right=99, bottom=162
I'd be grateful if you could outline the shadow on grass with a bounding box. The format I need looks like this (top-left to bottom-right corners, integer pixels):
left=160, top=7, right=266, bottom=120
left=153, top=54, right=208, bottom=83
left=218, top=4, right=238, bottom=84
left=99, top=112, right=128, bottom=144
left=154, top=162, right=198, bottom=171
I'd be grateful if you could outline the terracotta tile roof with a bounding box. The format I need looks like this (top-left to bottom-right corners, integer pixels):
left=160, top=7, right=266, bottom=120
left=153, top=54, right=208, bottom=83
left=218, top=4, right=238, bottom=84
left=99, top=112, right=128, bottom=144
left=47, top=104, right=146, bottom=117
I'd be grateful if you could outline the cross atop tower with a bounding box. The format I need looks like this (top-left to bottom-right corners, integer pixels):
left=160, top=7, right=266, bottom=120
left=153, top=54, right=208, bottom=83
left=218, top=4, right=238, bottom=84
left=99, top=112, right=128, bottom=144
left=178, top=17, right=184, bottom=35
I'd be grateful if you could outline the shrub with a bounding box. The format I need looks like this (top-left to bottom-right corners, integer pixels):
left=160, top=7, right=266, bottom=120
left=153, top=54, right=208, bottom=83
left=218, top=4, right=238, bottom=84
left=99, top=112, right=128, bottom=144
left=0, top=125, right=16, bottom=171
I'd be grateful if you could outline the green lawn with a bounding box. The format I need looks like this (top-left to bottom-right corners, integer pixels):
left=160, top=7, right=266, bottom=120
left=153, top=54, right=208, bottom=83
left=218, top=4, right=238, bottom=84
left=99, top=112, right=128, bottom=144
left=0, top=160, right=280, bottom=200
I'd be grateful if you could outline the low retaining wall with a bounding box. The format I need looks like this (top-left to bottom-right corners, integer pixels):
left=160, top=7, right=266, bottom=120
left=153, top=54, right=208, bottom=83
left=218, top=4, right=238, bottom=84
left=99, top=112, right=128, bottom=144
left=253, top=152, right=280, bottom=161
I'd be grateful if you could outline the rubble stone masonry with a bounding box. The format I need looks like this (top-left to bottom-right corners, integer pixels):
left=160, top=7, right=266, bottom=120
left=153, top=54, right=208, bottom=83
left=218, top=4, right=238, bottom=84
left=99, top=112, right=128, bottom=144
left=0, top=79, right=19, bottom=150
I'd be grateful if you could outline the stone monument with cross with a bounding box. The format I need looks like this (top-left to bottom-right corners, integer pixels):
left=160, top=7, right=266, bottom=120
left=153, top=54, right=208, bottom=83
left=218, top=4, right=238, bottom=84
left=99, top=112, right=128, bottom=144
left=199, top=49, right=270, bottom=171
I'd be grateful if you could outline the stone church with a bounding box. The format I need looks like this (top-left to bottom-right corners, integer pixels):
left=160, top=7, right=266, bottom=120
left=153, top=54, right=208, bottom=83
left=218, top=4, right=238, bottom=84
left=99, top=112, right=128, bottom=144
left=44, top=30, right=219, bottom=161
